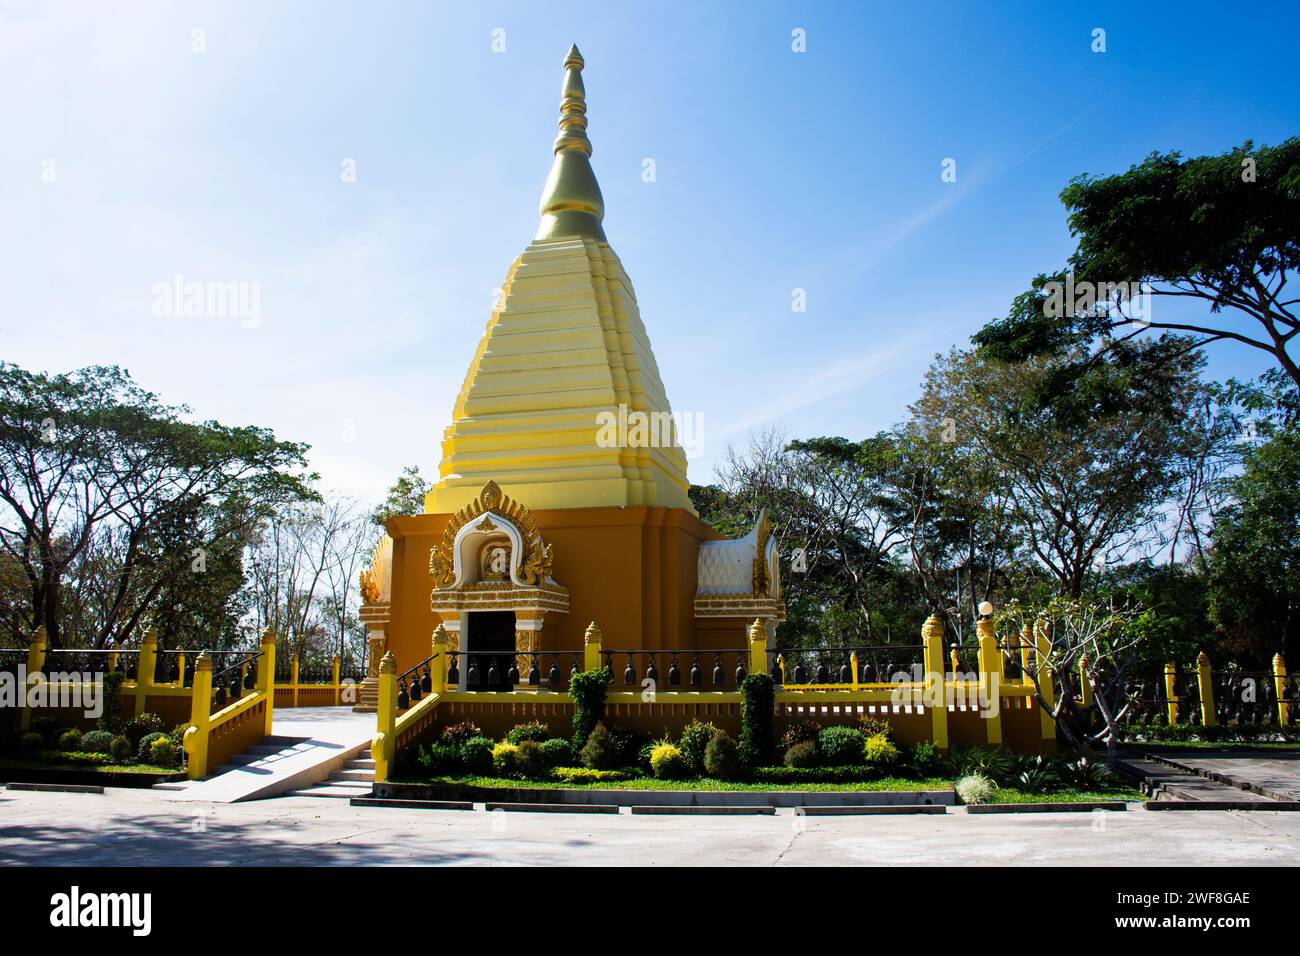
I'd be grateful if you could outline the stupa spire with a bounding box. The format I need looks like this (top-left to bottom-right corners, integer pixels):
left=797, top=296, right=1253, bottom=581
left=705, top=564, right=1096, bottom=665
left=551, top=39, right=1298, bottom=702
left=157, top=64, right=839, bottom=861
left=535, top=44, right=606, bottom=242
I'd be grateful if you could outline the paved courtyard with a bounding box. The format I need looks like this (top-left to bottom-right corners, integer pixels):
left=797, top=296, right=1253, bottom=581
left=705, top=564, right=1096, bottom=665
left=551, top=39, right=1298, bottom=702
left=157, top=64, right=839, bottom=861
left=1, top=787, right=1298, bottom=866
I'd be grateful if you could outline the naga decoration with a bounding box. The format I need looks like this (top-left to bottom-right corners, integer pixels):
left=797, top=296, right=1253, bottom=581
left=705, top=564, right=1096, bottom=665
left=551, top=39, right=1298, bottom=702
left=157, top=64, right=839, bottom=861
left=751, top=509, right=772, bottom=597
left=428, top=480, right=555, bottom=587
left=359, top=569, right=380, bottom=604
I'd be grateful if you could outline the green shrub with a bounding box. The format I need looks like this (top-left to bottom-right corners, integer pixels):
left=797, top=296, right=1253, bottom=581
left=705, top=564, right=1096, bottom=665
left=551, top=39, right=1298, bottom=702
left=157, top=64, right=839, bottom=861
left=678, top=720, right=719, bottom=775
left=955, top=773, right=995, bottom=805
left=538, top=738, right=573, bottom=768
left=97, top=671, right=125, bottom=735
left=605, top=726, right=647, bottom=768
left=752, top=765, right=885, bottom=784
left=818, top=725, right=865, bottom=764
left=459, top=736, right=495, bottom=774
left=57, top=729, right=83, bottom=751
left=30, top=716, right=63, bottom=746
left=552, top=767, right=634, bottom=785
left=906, top=741, right=941, bottom=775
left=636, top=740, right=657, bottom=772
left=862, top=733, right=900, bottom=768
left=739, top=673, right=775, bottom=766
left=137, top=731, right=169, bottom=764
left=125, top=713, right=166, bottom=749
left=168, top=723, right=192, bottom=750
left=778, top=719, right=821, bottom=755
left=947, top=745, right=1018, bottom=785
left=649, top=741, right=689, bottom=779
left=492, top=742, right=522, bottom=776
left=438, top=721, right=482, bottom=747
left=569, top=667, right=613, bottom=749
left=110, top=735, right=132, bottom=761
left=858, top=715, right=893, bottom=740
left=784, top=740, right=819, bottom=768
left=80, top=730, right=115, bottom=754
left=505, top=721, right=551, bottom=745
left=147, top=736, right=179, bottom=768
left=579, top=721, right=619, bottom=770
left=1061, top=755, right=1115, bottom=790
left=703, top=731, right=742, bottom=780
left=514, top=740, right=548, bottom=779
left=20, top=731, right=44, bottom=755
left=418, top=742, right=460, bottom=775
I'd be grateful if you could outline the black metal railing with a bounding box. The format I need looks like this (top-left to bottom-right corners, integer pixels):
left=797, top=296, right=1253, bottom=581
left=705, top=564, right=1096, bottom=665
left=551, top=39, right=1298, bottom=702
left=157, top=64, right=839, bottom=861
left=39, top=648, right=138, bottom=677
left=769, top=645, right=926, bottom=685
left=602, top=648, right=748, bottom=690
left=396, top=654, right=437, bottom=709
left=208, top=650, right=261, bottom=709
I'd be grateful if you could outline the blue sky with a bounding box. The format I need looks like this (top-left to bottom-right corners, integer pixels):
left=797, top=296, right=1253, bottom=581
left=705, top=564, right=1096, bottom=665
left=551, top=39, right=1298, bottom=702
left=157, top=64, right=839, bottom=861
left=3, top=0, right=1297, bottom=502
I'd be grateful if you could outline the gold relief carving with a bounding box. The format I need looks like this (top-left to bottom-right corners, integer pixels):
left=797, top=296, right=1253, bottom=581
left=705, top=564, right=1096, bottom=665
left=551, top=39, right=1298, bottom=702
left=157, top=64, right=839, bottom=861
left=428, top=480, right=556, bottom=588
left=751, top=510, right=772, bottom=597
left=515, top=631, right=537, bottom=655
left=478, top=515, right=497, bottom=532
left=359, top=569, right=380, bottom=605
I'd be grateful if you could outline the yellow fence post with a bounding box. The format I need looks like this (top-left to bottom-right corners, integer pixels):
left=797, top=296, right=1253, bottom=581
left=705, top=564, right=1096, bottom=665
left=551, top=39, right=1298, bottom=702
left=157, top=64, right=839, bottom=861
left=1033, top=616, right=1057, bottom=741
left=372, top=651, right=397, bottom=783
left=1274, top=654, right=1290, bottom=727
left=1019, top=624, right=1033, bottom=677
left=135, top=630, right=158, bottom=716
left=432, top=626, right=448, bottom=694
left=976, top=616, right=1003, bottom=746
left=259, top=628, right=276, bottom=736
left=331, top=654, right=341, bottom=705
left=20, top=626, right=47, bottom=731
left=1197, top=651, right=1216, bottom=727
left=107, top=643, right=120, bottom=674
left=1078, top=653, right=1093, bottom=707
left=748, top=619, right=767, bottom=677
left=949, top=643, right=959, bottom=678
left=921, top=614, right=949, bottom=751
left=583, top=621, right=603, bottom=672
left=177, top=652, right=187, bottom=685
left=291, top=652, right=300, bottom=707
left=184, top=652, right=213, bottom=779
left=1164, top=662, right=1179, bottom=724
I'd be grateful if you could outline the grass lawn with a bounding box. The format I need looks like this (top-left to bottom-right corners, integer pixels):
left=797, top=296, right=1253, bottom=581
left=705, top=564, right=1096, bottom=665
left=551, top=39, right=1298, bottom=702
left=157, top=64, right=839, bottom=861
left=402, top=773, right=954, bottom=792
left=0, top=755, right=179, bottom=775
left=987, top=786, right=1142, bottom=804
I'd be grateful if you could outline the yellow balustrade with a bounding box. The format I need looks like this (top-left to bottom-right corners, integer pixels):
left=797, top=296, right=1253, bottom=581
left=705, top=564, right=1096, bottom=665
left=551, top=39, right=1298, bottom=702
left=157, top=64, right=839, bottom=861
left=1078, top=653, right=1093, bottom=707
left=748, top=619, right=767, bottom=678
left=583, top=621, right=603, bottom=672
left=1032, top=617, right=1057, bottom=741
left=921, top=614, right=949, bottom=751
left=976, top=617, right=1003, bottom=745
left=1164, top=662, right=1179, bottom=724
left=19, top=626, right=47, bottom=731
left=1275, top=654, right=1290, bottom=727
left=182, top=628, right=277, bottom=779
left=1197, top=651, right=1216, bottom=727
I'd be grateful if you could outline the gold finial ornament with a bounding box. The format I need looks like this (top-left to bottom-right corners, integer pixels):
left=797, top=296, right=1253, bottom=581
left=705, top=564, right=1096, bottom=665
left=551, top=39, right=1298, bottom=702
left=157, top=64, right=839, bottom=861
left=535, top=44, right=606, bottom=242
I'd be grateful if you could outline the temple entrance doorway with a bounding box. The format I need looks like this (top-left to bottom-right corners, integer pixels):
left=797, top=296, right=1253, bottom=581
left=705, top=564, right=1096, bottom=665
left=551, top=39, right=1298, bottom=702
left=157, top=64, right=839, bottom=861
left=466, top=610, right=517, bottom=691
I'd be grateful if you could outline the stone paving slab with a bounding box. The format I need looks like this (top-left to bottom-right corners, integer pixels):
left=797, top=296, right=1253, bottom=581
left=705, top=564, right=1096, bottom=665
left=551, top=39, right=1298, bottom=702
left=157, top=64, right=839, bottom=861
left=1143, top=749, right=1300, bottom=802
left=2, top=786, right=1299, bottom=866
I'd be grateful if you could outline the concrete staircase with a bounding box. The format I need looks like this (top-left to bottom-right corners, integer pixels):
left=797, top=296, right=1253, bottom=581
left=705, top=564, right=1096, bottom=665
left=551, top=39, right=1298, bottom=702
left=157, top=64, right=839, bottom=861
left=282, top=748, right=375, bottom=799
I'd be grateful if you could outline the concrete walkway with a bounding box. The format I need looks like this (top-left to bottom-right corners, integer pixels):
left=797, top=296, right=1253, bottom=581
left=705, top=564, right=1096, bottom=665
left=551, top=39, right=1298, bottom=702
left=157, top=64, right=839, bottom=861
left=1, top=786, right=1298, bottom=866
left=1142, top=748, right=1300, bottom=802
left=164, top=707, right=375, bottom=803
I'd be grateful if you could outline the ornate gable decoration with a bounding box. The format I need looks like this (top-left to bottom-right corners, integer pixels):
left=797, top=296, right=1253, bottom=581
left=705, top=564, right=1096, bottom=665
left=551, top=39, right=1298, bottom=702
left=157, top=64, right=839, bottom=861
left=428, top=480, right=554, bottom=587
left=751, top=509, right=772, bottom=597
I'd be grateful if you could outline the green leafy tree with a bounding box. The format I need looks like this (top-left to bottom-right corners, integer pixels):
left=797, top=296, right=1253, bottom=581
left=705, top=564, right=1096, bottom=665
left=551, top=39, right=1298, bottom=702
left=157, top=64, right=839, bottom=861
left=974, top=138, right=1300, bottom=388
left=371, top=466, right=431, bottom=528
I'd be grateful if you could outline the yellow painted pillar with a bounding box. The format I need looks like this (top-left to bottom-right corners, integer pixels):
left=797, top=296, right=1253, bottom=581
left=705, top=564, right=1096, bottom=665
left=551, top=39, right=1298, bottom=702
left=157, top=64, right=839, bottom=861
left=1164, top=662, right=1179, bottom=724
left=748, top=618, right=767, bottom=676
left=949, top=644, right=959, bottom=677
left=921, top=614, right=949, bottom=751
left=1274, top=654, right=1290, bottom=727
left=184, top=652, right=213, bottom=779
left=107, top=644, right=120, bottom=673
left=583, top=621, right=603, bottom=672
left=291, top=652, right=300, bottom=707
left=1079, top=653, right=1093, bottom=707
left=1019, top=624, right=1033, bottom=679
left=20, top=626, right=47, bottom=731
left=431, top=626, right=448, bottom=694
left=976, top=617, right=1002, bottom=746
left=135, top=630, right=157, bottom=716
left=1033, top=617, right=1057, bottom=741
left=331, top=654, right=341, bottom=705
left=258, top=628, right=276, bottom=736
left=372, top=651, right=397, bottom=783
left=1197, top=651, right=1216, bottom=727
left=849, top=651, right=860, bottom=690
left=177, top=652, right=186, bottom=686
